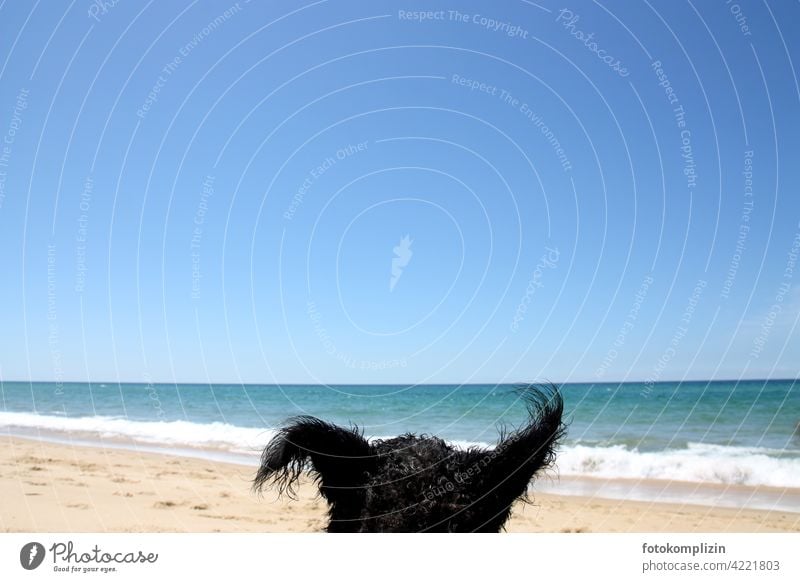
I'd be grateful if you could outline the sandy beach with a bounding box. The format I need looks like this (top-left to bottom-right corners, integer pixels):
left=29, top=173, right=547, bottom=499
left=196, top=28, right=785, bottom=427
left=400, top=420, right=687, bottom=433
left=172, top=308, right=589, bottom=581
left=1, top=435, right=798, bottom=533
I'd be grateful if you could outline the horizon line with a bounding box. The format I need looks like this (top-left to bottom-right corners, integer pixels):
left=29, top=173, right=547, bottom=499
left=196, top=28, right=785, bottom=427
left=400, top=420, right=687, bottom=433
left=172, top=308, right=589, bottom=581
left=3, top=377, right=798, bottom=387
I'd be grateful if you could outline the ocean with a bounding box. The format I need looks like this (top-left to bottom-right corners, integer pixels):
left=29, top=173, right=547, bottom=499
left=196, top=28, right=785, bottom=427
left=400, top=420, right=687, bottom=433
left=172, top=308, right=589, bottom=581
left=2, top=380, right=799, bottom=510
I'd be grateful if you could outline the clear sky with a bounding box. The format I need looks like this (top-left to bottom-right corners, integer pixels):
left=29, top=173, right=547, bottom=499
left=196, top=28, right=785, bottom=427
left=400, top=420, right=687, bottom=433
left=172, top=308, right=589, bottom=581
left=0, top=0, right=798, bottom=385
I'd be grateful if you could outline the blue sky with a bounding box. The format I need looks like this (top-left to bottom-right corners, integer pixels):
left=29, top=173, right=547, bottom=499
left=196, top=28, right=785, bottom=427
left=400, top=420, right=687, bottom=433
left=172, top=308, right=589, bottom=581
left=0, top=0, right=798, bottom=385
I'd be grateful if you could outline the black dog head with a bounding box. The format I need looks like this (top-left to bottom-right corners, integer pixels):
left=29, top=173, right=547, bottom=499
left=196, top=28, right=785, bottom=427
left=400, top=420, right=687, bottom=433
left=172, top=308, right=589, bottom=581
left=254, top=385, right=565, bottom=532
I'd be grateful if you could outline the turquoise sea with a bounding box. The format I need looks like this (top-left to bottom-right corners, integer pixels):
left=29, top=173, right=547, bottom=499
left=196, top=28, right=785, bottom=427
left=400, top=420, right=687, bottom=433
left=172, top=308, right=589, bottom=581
left=2, top=379, right=799, bottom=509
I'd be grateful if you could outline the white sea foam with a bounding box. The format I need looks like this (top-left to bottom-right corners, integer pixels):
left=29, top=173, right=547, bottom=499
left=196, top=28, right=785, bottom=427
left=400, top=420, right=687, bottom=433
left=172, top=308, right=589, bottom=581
left=2, top=411, right=799, bottom=488
left=0, top=411, right=275, bottom=455
left=555, top=443, right=800, bottom=487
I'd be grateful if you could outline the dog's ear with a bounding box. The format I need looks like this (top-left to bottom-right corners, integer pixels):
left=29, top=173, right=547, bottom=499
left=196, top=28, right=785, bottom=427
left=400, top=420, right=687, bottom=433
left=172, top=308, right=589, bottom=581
left=254, top=416, right=374, bottom=502
left=483, top=385, right=565, bottom=503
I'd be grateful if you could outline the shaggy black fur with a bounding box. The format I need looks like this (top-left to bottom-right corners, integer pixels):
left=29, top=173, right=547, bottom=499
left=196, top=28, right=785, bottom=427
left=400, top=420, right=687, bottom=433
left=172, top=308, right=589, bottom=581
left=254, top=385, right=565, bottom=532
